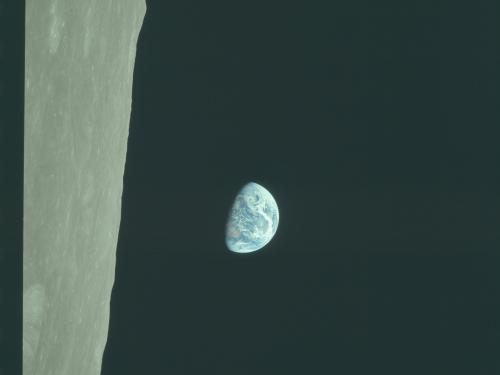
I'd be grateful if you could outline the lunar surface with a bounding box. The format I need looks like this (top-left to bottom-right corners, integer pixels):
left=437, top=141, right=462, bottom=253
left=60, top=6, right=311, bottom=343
left=23, top=1, right=145, bottom=375
left=226, top=182, right=279, bottom=253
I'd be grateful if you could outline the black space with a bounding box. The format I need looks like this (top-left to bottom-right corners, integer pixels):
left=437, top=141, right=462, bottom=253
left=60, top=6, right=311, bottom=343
left=102, top=1, right=500, bottom=374
left=0, top=0, right=24, bottom=374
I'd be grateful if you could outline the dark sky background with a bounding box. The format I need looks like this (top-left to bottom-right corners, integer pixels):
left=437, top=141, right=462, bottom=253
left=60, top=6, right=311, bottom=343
left=1, top=1, right=24, bottom=374
left=102, top=0, right=500, bottom=374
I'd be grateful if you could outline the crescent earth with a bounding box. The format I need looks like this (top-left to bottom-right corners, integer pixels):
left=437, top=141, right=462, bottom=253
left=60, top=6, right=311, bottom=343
left=225, top=182, right=279, bottom=253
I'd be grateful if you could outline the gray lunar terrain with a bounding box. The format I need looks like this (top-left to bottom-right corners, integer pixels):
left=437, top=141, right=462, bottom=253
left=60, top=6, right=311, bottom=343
left=23, top=1, right=146, bottom=374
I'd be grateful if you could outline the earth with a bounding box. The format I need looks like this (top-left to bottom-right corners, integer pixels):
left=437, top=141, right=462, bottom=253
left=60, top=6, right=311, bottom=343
left=225, top=182, right=279, bottom=253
